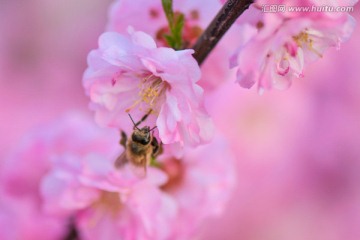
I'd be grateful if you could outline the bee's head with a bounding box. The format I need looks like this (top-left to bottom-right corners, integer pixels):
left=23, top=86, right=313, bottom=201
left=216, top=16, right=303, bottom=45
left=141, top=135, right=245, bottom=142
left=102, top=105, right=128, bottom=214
left=132, top=127, right=151, bottom=145
left=128, top=114, right=157, bottom=145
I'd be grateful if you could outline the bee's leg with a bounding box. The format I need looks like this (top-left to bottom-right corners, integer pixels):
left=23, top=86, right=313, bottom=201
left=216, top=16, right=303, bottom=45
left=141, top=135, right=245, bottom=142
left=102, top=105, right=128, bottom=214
left=151, top=137, right=163, bottom=157
left=151, top=136, right=159, bottom=155
left=119, top=130, right=127, bottom=148
left=134, top=109, right=153, bottom=127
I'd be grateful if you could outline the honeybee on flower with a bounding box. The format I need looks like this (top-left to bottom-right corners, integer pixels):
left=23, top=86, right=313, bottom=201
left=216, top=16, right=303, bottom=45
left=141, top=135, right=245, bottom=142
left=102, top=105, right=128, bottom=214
left=115, top=111, right=161, bottom=178
left=83, top=28, right=213, bottom=148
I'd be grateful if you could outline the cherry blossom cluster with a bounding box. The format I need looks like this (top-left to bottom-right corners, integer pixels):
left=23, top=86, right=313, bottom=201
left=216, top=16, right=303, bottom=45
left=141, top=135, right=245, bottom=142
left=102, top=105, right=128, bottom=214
left=0, top=0, right=357, bottom=239
left=231, top=0, right=357, bottom=93
left=0, top=114, right=235, bottom=239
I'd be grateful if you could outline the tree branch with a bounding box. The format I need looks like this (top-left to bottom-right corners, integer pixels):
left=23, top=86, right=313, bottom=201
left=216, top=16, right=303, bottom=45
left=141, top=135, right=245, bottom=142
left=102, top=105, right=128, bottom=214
left=192, top=0, right=253, bottom=65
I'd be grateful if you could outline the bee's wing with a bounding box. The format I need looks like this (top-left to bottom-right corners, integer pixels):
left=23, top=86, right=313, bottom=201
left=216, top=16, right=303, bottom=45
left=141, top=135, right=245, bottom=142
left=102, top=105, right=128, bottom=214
left=114, top=152, right=128, bottom=169
left=115, top=153, right=147, bottom=178
left=119, top=131, right=127, bottom=148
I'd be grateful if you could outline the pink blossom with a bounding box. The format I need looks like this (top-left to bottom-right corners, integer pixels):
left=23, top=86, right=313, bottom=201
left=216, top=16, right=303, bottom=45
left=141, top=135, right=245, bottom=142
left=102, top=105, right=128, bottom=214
left=32, top=114, right=235, bottom=239
left=107, top=0, right=167, bottom=41
left=201, top=25, right=360, bottom=238
left=83, top=29, right=213, bottom=147
left=1, top=113, right=178, bottom=239
left=0, top=113, right=118, bottom=201
left=107, top=0, right=237, bottom=90
left=41, top=149, right=178, bottom=240
left=0, top=113, right=120, bottom=238
left=230, top=2, right=356, bottom=92
left=157, top=135, right=237, bottom=239
left=108, top=0, right=218, bottom=42
left=107, top=0, right=217, bottom=49
left=1, top=110, right=236, bottom=239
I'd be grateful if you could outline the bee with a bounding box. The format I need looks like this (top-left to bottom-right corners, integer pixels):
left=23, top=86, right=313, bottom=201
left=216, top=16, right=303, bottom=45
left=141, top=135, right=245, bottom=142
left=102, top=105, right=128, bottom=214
left=115, top=110, right=161, bottom=177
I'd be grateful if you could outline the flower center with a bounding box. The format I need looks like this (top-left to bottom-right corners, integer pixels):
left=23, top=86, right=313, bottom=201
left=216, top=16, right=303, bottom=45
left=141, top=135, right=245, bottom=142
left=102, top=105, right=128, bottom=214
left=86, top=191, right=123, bottom=227
left=93, top=191, right=122, bottom=215
left=293, top=30, right=323, bottom=58
left=126, top=74, right=167, bottom=113
left=139, top=76, right=163, bottom=106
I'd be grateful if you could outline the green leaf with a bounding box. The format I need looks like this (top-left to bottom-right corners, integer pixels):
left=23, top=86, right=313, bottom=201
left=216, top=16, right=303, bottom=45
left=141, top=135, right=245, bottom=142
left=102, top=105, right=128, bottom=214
left=173, top=13, right=184, bottom=49
left=164, top=35, right=175, bottom=46
left=162, top=0, right=174, bottom=28
left=161, top=0, right=185, bottom=49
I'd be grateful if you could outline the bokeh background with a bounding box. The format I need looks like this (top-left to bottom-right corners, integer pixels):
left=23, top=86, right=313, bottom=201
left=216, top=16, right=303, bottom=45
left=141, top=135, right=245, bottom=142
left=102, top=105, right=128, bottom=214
left=1, top=1, right=359, bottom=240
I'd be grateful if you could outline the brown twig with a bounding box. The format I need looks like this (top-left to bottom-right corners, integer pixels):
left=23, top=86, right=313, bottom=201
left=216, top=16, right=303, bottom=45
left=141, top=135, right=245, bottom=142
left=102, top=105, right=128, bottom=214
left=192, top=0, right=254, bottom=65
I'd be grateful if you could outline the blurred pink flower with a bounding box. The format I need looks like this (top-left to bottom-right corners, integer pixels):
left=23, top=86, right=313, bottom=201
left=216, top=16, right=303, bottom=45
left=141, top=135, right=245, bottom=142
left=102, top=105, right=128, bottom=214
left=158, top=136, right=237, bottom=239
left=83, top=29, right=213, bottom=147
left=108, top=0, right=218, bottom=42
left=38, top=120, right=236, bottom=240
left=0, top=113, right=119, bottom=239
left=201, top=15, right=360, bottom=238
left=0, top=113, right=118, bottom=201
left=231, top=2, right=356, bottom=92
left=1, top=113, right=178, bottom=239
left=107, top=0, right=166, bottom=41
left=107, top=0, right=237, bottom=90
left=0, top=0, right=110, bottom=160
left=0, top=192, right=66, bottom=240
left=41, top=149, right=178, bottom=240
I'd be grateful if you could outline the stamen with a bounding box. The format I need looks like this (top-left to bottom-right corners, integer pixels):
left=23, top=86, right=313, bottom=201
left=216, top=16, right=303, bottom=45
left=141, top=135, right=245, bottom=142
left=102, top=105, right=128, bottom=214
left=125, top=99, right=142, bottom=113
left=293, top=31, right=323, bottom=58
left=126, top=74, right=166, bottom=113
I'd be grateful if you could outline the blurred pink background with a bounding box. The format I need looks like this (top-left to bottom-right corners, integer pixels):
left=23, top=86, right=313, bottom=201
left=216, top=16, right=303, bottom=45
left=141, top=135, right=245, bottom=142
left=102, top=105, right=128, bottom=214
left=1, top=1, right=360, bottom=239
